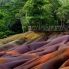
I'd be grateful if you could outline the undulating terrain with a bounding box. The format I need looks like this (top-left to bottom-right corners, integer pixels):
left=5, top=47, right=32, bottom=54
left=0, top=31, right=69, bottom=69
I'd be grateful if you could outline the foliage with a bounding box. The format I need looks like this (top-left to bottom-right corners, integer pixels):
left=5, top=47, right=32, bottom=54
left=19, top=0, right=61, bottom=31
left=0, top=0, right=27, bottom=38
left=0, top=30, right=15, bottom=39
left=19, top=0, right=69, bottom=31
left=0, top=0, right=69, bottom=38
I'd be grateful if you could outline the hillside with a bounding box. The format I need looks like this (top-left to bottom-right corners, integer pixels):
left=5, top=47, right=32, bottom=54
left=0, top=32, right=69, bottom=69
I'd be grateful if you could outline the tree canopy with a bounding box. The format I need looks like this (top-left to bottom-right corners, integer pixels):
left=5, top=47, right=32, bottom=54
left=0, top=0, right=69, bottom=38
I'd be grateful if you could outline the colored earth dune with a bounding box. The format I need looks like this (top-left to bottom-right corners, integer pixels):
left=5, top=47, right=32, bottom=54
left=0, top=31, right=69, bottom=69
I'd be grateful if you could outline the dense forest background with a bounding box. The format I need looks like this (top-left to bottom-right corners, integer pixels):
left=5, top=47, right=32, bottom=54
left=0, top=0, right=69, bottom=38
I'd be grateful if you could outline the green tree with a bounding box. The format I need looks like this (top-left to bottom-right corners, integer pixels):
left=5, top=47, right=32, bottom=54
left=0, top=0, right=27, bottom=38
left=57, top=0, right=69, bottom=30
left=19, top=0, right=52, bottom=31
